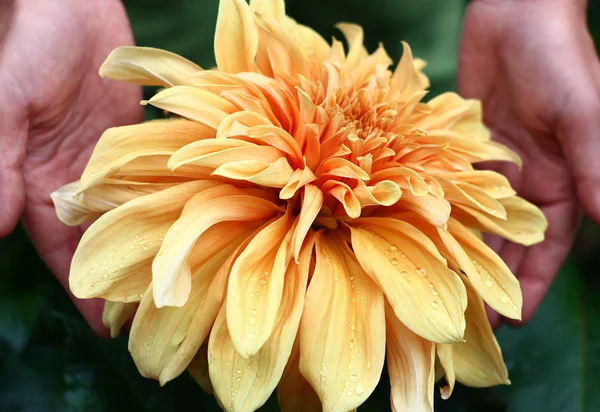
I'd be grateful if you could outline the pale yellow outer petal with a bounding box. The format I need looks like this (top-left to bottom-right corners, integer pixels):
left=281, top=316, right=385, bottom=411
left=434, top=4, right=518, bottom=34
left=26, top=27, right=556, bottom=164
left=452, top=196, right=547, bottom=246
left=99, top=46, right=202, bottom=87
left=386, top=305, right=435, bottom=412
left=226, top=210, right=295, bottom=358
left=277, top=339, right=322, bottom=412
left=436, top=344, right=455, bottom=400
left=102, top=301, right=137, bottom=338
left=215, top=0, right=259, bottom=73
left=444, top=218, right=522, bottom=319
left=350, top=218, right=467, bottom=344
left=299, top=231, right=386, bottom=412
left=129, top=231, right=247, bottom=385
left=188, top=342, right=213, bottom=394
left=452, top=276, right=510, bottom=387
left=209, top=233, right=313, bottom=412
left=80, top=119, right=214, bottom=190
left=51, top=179, right=175, bottom=226
left=249, top=0, right=286, bottom=20
left=152, top=188, right=280, bottom=308
left=441, top=170, right=516, bottom=200
left=70, top=180, right=215, bottom=302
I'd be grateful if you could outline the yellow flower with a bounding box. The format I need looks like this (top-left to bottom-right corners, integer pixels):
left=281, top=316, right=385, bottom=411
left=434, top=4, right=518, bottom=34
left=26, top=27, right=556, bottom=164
left=52, top=0, right=547, bottom=411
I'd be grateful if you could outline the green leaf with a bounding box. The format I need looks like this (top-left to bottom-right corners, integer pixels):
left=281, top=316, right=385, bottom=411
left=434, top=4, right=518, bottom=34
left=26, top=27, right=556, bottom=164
left=497, top=263, right=600, bottom=412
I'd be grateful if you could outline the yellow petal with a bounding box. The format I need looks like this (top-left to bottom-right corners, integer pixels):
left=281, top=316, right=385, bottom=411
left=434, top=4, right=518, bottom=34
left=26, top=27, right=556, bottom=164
left=250, top=0, right=286, bottom=21
left=350, top=218, right=466, bottom=343
left=213, top=157, right=294, bottom=188
left=209, top=233, right=313, bottom=411
left=452, top=276, right=510, bottom=387
left=129, top=229, right=249, bottom=385
left=437, top=177, right=507, bottom=219
left=444, top=218, right=522, bottom=319
left=353, top=180, right=402, bottom=208
left=70, top=181, right=215, bottom=302
left=226, top=210, right=295, bottom=358
left=452, top=196, right=547, bottom=246
left=436, top=344, right=455, bottom=400
left=386, top=304, right=435, bottom=412
left=335, top=23, right=364, bottom=68
left=371, top=166, right=429, bottom=196
left=389, top=42, right=426, bottom=100
left=215, top=0, right=259, bottom=73
left=99, top=46, right=202, bottom=87
left=80, top=119, right=214, bottom=190
left=188, top=342, right=213, bottom=394
left=441, top=170, right=516, bottom=199
left=299, top=231, right=386, bottom=412
left=292, top=185, right=322, bottom=261
left=152, top=187, right=280, bottom=307
left=277, top=339, right=322, bottom=412
left=102, top=301, right=137, bottom=338
left=145, top=86, right=237, bottom=129
left=51, top=179, right=175, bottom=226
left=392, top=192, right=451, bottom=227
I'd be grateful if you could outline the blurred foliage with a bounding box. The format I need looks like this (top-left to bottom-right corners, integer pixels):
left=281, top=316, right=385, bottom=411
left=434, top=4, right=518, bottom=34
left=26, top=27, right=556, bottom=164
left=1, top=0, right=600, bottom=411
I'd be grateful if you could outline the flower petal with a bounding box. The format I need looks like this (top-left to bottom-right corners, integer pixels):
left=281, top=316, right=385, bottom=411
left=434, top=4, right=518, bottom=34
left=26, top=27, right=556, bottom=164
left=209, top=232, right=314, bottom=411
left=437, top=177, right=506, bottom=219
left=102, top=301, right=137, bottom=338
left=350, top=218, right=467, bottom=343
left=436, top=344, right=455, bottom=400
left=441, top=170, right=515, bottom=199
left=292, top=185, right=322, bottom=261
left=129, top=226, right=253, bottom=385
left=299, top=231, right=386, bottom=412
left=215, top=0, right=259, bottom=73
left=278, top=339, right=322, bottom=412
left=386, top=304, right=435, bottom=412
left=80, top=120, right=214, bottom=190
left=188, top=342, right=213, bottom=394
left=145, top=86, right=237, bottom=129
left=51, top=179, right=175, bottom=226
left=70, top=181, right=215, bottom=302
left=227, top=210, right=295, bottom=357
left=452, top=276, right=510, bottom=387
left=452, top=196, right=547, bottom=246
left=213, top=157, right=294, bottom=188
left=443, top=218, right=522, bottom=319
left=152, top=188, right=280, bottom=307
left=391, top=192, right=451, bottom=227
left=99, top=46, right=202, bottom=87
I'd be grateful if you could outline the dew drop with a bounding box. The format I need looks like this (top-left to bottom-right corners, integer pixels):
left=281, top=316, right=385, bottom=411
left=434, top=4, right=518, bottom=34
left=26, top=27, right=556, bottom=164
left=384, top=249, right=391, bottom=255
left=399, top=271, right=408, bottom=278
left=248, top=317, right=256, bottom=326
left=391, top=258, right=399, bottom=265
left=349, top=374, right=358, bottom=382
left=251, top=309, right=258, bottom=316
left=349, top=341, right=355, bottom=349
left=247, top=332, right=256, bottom=340
left=355, top=385, right=365, bottom=395
left=143, top=246, right=149, bottom=251
left=485, top=280, right=493, bottom=287
left=431, top=301, right=439, bottom=309
left=236, top=369, right=242, bottom=374
left=346, top=390, right=353, bottom=397
left=416, top=267, right=426, bottom=277
left=432, top=291, right=439, bottom=296
left=119, top=263, right=124, bottom=268
left=500, top=296, right=510, bottom=304
left=390, top=245, right=398, bottom=252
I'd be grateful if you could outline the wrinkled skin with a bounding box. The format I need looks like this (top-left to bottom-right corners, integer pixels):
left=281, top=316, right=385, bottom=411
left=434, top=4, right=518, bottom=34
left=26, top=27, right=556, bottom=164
left=1, top=0, right=599, bottom=335
left=0, top=0, right=142, bottom=335
left=459, top=0, right=600, bottom=326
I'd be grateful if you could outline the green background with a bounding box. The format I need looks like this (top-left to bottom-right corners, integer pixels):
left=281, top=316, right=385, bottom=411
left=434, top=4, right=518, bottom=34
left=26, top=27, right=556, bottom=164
left=2, top=0, right=600, bottom=410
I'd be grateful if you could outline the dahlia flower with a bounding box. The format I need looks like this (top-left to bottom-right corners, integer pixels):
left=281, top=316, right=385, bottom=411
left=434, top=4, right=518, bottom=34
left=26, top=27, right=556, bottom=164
left=52, top=0, right=547, bottom=410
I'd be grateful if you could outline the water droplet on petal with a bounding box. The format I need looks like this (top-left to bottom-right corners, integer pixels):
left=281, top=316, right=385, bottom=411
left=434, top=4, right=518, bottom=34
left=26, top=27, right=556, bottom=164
left=431, top=301, right=439, bottom=309
left=500, top=296, right=510, bottom=303
left=390, top=245, right=398, bottom=252
left=248, top=317, right=256, bottom=326
left=355, top=385, right=365, bottom=395
left=391, top=258, right=399, bottom=265
left=349, top=374, right=358, bottom=382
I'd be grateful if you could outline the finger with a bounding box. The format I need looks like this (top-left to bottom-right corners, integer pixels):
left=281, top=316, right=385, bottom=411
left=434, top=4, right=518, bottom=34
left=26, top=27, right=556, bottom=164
left=21, top=197, right=109, bottom=337
left=505, top=199, right=580, bottom=326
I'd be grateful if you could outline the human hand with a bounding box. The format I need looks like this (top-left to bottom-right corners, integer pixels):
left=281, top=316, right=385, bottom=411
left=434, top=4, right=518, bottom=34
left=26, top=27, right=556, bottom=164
left=458, top=0, right=600, bottom=327
left=0, top=0, right=143, bottom=335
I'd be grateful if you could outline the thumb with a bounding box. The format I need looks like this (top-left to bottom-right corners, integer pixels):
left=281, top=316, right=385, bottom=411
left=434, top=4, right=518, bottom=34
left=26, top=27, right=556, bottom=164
left=0, top=88, right=28, bottom=237
left=557, top=83, right=600, bottom=226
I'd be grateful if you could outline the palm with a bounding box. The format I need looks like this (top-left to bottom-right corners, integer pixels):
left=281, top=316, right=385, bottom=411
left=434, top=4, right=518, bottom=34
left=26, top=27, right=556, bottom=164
left=0, top=0, right=142, bottom=333
left=458, top=1, right=600, bottom=326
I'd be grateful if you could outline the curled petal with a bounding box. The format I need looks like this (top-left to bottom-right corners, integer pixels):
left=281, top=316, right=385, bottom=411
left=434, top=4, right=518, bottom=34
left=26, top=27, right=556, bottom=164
left=323, top=180, right=362, bottom=219
left=99, top=46, right=201, bottom=87
left=350, top=218, right=467, bottom=343
left=436, top=344, right=455, bottom=400
left=292, top=185, right=322, bottom=261
left=299, top=231, right=386, bottom=412
left=213, top=157, right=295, bottom=188
left=353, top=180, right=402, bottom=208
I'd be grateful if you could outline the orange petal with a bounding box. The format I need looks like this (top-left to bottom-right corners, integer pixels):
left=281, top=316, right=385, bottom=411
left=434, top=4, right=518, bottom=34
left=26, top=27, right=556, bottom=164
left=292, top=185, right=322, bottom=261
left=213, top=157, right=295, bottom=188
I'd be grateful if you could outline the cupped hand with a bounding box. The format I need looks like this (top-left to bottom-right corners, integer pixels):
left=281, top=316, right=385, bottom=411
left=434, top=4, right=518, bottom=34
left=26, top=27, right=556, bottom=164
left=459, top=0, right=600, bottom=327
left=0, top=0, right=143, bottom=334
